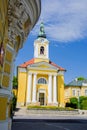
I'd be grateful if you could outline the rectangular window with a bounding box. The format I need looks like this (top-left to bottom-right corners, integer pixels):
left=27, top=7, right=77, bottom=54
left=77, top=90, right=80, bottom=97
left=85, top=90, right=87, bottom=96
left=72, top=90, right=76, bottom=96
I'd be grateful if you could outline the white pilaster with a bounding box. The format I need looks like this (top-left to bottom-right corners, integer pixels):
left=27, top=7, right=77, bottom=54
left=47, top=44, right=49, bottom=59
left=32, top=73, right=37, bottom=103
left=48, top=75, right=52, bottom=103
left=26, top=73, right=32, bottom=104
left=34, top=43, right=38, bottom=58
left=53, top=75, right=58, bottom=104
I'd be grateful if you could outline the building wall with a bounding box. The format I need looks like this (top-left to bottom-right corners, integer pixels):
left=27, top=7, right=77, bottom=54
left=17, top=72, right=27, bottom=106
left=0, top=97, right=7, bottom=120
left=64, top=85, right=87, bottom=103
left=12, top=89, right=18, bottom=97
left=58, top=75, right=64, bottom=107
left=0, top=1, right=11, bottom=130
left=0, top=0, right=41, bottom=130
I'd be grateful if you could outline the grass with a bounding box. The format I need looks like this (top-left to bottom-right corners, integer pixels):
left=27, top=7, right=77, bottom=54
left=27, top=106, right=74, bottom=111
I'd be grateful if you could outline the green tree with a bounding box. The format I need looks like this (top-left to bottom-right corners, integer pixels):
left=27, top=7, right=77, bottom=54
left=12, top=76, right=18, bottom=89
left=77, top=77, right=85, bottom=81
left=80, top=96, right=87, bottom=109
left=70, top=97, right=78, bottom=104
left=81, top=100, right=87, bottom=110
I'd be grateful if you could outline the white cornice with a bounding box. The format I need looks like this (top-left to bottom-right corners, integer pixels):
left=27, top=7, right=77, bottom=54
left=27, top=61, right=58, bottom=71
left=18, top=68, right=27, bottom=72
left=28, top=67, right=57, bottom=71
left=0, top=89, right=12, bottom=97
left=58, top=71, right=64, bottom=75
left=82, top=83, right=87, bottom=86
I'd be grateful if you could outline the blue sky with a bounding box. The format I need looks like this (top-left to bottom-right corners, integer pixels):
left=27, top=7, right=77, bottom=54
left=14, top=0, right=87, bottom=84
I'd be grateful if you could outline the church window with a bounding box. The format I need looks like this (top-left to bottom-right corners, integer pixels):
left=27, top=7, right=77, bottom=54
left=40, top=46, right=44, bottom=54
left=38, top=78, right=47, bottom=84
left=85, top=89, right=87, bottom=96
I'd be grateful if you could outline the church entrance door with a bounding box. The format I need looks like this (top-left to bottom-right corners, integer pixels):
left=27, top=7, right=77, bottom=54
left=39, top=93, right=44, bottom=105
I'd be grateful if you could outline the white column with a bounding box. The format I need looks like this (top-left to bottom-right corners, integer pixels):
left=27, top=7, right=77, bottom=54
left=53, top=75, right=58, bottom=104
left=48, top=75, right=52, bottom=103
left=32, top=73, right=37, bottom=103
left=26, top=73, right=32, bottom=104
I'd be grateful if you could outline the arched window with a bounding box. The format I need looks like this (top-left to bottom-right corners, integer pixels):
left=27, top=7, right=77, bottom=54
left=40, top=46, right=44, bottom=54
left=38, top=78, right=47, bottom=84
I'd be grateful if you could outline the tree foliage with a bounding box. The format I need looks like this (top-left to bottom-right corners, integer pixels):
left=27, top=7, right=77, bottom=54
left=70, top=97, right=78, bottom=104
left=81, top=100, right=87, bottom=110
left=12, top=76, right=18, bottom=89
left=77, top=77, right=85, bottom=81
left=79, top=96, right=87, bottom=109
left=66, top=96, right=87, bottom=109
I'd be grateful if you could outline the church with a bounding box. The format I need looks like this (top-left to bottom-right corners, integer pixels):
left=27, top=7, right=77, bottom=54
left=17, top=23, right=66, bottom=107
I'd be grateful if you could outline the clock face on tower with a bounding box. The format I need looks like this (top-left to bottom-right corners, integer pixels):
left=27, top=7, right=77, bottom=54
left=41, top=39, right=44, bottom=43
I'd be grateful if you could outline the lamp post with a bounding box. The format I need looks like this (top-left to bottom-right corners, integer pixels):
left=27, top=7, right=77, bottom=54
left=77, top=90, right=80, bottom=109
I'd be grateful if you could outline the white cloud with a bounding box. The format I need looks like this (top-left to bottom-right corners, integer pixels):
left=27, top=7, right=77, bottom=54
left=31, top=0, right=87, bottom=42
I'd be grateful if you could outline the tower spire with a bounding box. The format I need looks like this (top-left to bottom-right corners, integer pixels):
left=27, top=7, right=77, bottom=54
left=38, top=22, right=46, bottom=38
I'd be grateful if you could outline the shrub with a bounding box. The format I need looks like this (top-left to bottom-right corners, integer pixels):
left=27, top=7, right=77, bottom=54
left=80, top=98, right=87, bottom=110
left=27, top=105, right=74, bottom=110
left=70, top=97, right=78, bottom=109
left=66, top=96, right=87, bottom=110
left=12, top=94, right=17, bottom=111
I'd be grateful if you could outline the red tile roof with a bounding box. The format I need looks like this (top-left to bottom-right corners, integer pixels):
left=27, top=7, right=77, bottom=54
left=19, top=58, right=65, bottom=71
left=49, top=61, right=65, bottom=71
left=19, top=58, right=34, bottom=68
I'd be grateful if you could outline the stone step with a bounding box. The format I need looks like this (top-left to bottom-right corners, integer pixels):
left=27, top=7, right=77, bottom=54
left=26, top=109, right=79, bottom=115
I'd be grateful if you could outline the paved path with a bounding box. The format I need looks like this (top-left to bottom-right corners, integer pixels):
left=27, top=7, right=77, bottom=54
left=13, top=107, right=87, bottom=120
left=12, top=107, right=87, bottom=130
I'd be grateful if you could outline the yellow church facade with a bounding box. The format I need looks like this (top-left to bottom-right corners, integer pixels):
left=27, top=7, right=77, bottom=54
left=17, top=23, right=66, bottom=107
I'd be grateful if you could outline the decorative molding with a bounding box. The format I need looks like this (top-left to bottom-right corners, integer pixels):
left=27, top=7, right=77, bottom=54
left=27, top=61, right=58, bottom=71
left=18, top=68, right=26, bottom=72
left=8, top=0, right=41, bottom=50
left=57, top=71, right=64, bottom=75
left=6, top=44, right=14, bottom=53
left=0, top=88, right=12, bottom=97
left=28, top=67, right=57, bottom=71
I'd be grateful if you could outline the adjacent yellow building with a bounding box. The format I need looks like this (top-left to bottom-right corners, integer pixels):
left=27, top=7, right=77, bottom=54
left=0, top=1, right=41, bottom=130
left=17, top=23, right=66, bottom=107
left=64, top=78, right=87, bottom=103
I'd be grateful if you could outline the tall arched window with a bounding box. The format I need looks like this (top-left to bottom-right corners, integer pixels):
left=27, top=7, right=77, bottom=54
left=38, top=78, right=47, bottom=84
left=40, top=46, right=44, bottom=54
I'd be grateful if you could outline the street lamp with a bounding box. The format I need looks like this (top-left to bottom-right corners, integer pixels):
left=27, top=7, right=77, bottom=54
left=77, top=90, right=80, bottom=109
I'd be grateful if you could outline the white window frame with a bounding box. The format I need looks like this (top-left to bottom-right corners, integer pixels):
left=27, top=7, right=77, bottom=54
left=37, top=77, right=47, bottom=84
left=85, top=89, right=87, bottom=96
left=72, top=89, right=76, bottom=96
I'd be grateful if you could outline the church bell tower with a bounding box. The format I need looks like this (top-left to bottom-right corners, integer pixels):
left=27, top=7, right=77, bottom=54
left=34, top=22, right=49, bottom=63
